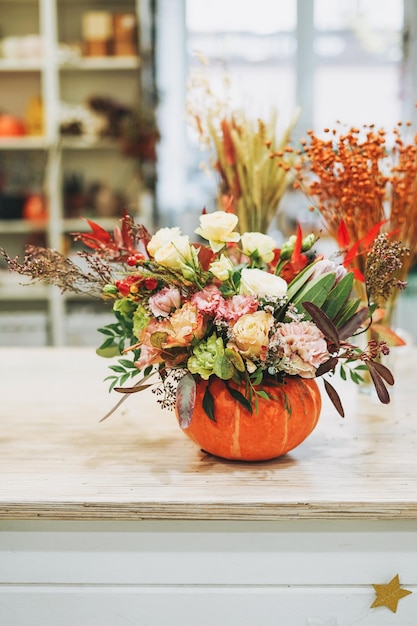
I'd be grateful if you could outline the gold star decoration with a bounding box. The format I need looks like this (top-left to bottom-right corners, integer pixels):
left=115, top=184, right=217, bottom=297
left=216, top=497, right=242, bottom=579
left=371, top=574, right=412, bottom=613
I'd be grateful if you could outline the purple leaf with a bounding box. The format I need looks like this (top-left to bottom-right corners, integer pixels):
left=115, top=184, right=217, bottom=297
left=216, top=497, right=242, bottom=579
left=303, top=301, right=340, bottom=350
left=176, top=372, right=196, bottom=429
left=367, top=362, right=391, bottom=404
left=338, top=307, right=369, bottom=340
left=315, top=356, right=339, bottom=377
left=323, top=378, right=345, bottom=417
left=369, top=359, right=394, bottom=386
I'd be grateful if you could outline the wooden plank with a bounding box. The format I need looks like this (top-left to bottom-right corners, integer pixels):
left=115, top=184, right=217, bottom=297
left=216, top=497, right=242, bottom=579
left=0, top=346, right=416, bottom=521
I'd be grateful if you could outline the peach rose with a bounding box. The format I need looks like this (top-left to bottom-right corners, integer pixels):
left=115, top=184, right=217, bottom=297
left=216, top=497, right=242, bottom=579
left=231, top=310, right=274, bottom=358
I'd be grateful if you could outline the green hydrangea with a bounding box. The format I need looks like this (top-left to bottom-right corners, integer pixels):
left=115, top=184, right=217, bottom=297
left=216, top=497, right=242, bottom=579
left=132, top=304, right=151, bottom=337
left=188, top=333, right=235, bottom=380
left=113, top=297, right=137, bottom=319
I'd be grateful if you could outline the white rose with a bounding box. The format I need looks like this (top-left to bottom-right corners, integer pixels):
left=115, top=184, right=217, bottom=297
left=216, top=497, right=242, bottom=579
left=195, top=211, right=240, bottom=252
left=239, top=268, right=288, bottom=299
left=147, top=227, right=182, bottom=257
left=209, top=254, right=234, bottom=281
left=153, top=235, right=194, bottom=271
left=241, top=232, right=276, bottom=264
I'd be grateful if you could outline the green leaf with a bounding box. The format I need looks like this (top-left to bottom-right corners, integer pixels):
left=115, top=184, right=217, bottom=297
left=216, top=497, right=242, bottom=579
left=120, top=373, right=130, bottom=386
left=225, top=383, right=253, bottom=413
left=213, top=354, right=235, bottom=380
left=340, top=365, right=347, bottom=381
left=203, top=385, right=216, bottom=421
left=334, top=297, right=361, bottom=328
left=98, top=327, right=117, bottom=336
left=99, top=337, right=117, bottom=349
left=176, top=373, right=196, bottom=429
left=321, top=272, right=354, bottom=320
left=118, top=358, right=137, bottom=369
left=286, top=261, right=322, bottom=301
left=109, top=365, right=127, bottom=373
left=291, top=273, right=336, bottom=316
left=256, top=389, right=270, bottom=400
left=104, top=375, right=118, bottom=392
left=96, top=345, right=121, bottom=358
left=224, top=348, right=245, bottom=372
left=250, top=368, right=263, bottom=386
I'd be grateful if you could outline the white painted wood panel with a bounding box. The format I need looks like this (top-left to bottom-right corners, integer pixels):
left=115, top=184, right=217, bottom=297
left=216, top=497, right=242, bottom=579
left=1, top=521, right=417, bottom=586
left=0, top=586, right=415, bottom=626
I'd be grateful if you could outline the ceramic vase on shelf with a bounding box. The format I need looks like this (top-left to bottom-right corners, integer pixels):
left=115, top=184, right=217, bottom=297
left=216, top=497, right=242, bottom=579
left=176, top=376, right=322, bottom=462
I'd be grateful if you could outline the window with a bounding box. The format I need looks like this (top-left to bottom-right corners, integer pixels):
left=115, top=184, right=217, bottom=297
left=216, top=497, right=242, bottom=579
left=156, top=0, right=405, bottom=229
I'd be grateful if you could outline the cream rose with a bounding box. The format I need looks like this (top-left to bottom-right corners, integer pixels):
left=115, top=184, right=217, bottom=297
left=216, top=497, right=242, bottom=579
left=209, top=253, right=234, bottom=281
left=239, top=268, right=287, bottom=299
left=153, top=235, right=194, bottom=271
left=241, top=232, right=276, bottom=264
left=231, top=310, right=274, bottom=358
left=147, top=227, right=182, bottom=257
left=195, top=211, right=240, bottom=252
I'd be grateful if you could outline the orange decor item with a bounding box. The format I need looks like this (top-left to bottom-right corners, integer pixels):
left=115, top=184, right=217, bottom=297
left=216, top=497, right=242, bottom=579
left=22, top=194, right=48, bottom=222
left=0, top=114, right=26, bottom=137
left=178, top=377, right=322, bottom=461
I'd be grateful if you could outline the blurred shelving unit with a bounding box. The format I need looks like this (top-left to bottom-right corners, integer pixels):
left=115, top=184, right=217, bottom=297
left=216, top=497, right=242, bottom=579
left=0, top=0, right=157, bottom=345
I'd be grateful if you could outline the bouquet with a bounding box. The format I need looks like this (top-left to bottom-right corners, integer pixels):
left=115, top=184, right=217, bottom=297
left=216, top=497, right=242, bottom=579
left=2, top=210, right=406, bottom=427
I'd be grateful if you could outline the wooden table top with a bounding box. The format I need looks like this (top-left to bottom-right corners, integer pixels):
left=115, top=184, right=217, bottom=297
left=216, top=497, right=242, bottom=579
left=0, top=346, right=416, bottom=521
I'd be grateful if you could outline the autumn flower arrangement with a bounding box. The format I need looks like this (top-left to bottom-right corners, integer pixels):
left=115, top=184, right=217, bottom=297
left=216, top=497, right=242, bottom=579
left=2, top=210, right=407, bottom=426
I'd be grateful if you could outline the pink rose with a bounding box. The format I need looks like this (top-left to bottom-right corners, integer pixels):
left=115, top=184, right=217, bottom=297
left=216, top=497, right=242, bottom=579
left=191, top=285, right=224, bottom=314
left=271, top=321, right=330, bottom=378
left=216, top=295, right=258, bottom=322
left=148, top=286, right=181, bottom=317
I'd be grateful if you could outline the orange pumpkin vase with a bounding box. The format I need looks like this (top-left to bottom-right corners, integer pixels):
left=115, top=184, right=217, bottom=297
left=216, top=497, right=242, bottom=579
left=178, top=376, right=322, bottom=461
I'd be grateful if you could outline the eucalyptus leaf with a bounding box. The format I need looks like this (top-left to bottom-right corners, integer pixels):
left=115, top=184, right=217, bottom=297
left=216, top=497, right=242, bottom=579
left=176, top=373, right=197, bottom=429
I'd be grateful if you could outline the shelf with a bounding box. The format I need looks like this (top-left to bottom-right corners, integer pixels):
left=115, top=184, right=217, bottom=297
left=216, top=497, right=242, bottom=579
left=0, top=59, right=43, bottom=72
left=0, top=219, right=48, bottom=234
left=62, top=217, right=117, bottom=232
left=60, top=136, right=120, bottom=150
left=59, top=56, right=140, bottom=71
left=1, top=0, right=156, bottom=346
left=0, top=137, right=48, bottom=150
left=0, top=278, right=49, bottom=301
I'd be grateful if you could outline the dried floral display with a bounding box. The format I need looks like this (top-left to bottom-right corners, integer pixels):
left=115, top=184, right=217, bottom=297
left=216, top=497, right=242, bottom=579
left=187, top=70, right=299, bottom=235
left=294, top=122, right=415, bottom=327
left=2, top=210, right=406, bottom=424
